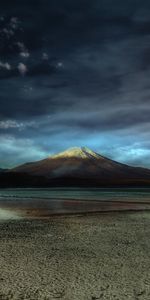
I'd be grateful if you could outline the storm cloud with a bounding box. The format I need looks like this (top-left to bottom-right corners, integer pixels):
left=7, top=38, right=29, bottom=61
left=1, top=0, right=150, bottom=167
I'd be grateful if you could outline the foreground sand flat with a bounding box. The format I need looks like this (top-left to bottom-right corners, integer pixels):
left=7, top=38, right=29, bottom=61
left=0, top=212, right=150, bottom=300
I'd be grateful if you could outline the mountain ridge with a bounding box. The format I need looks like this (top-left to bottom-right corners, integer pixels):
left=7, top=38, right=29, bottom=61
left=11, top=147, right=150, bottom=181
left=51, top=147, right=103, bottom=160
left=1, top=146, right=150, bottom=187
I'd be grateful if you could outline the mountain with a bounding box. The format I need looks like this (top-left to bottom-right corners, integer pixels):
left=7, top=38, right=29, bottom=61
left=9, top=147, right=150, bottom=187
left=0, top=172, right=50, bottom=188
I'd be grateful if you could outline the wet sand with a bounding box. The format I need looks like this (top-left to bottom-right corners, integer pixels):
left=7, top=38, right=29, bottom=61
left=0, top=211, right=150, bottom=299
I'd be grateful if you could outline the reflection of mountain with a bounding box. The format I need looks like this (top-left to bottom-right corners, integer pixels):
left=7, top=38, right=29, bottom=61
left=4, top=147, right=149, bottom=187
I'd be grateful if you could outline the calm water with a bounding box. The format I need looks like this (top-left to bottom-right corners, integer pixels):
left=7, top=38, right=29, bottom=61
left=0, top=188, right=150, bottom=218
left=0, top=187, right=150, bottom=201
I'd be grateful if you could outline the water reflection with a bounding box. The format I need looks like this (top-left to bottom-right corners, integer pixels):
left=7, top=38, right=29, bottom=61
left=0, top=208, right=21, bottom=220
left=0, top=188, right=150, bottom=218
left=0, top=197, right=150, bottom=218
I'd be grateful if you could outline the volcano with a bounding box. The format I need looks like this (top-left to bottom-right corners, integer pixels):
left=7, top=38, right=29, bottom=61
left=10, top=147, right=150, bottom=187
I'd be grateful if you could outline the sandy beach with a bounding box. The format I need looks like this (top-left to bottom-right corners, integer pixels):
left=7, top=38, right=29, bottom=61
left=0, top=211, right=150, bottom=300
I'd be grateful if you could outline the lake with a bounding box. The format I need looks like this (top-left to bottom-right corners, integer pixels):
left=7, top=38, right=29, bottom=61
left=0, top=188, right=150, bottom=219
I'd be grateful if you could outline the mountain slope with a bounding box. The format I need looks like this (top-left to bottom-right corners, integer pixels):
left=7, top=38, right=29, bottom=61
left=11, top=147, right=150, bottom=183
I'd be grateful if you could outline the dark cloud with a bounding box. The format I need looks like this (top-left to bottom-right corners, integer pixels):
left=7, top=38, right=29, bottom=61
left=1, top=0, right=150, bottom=167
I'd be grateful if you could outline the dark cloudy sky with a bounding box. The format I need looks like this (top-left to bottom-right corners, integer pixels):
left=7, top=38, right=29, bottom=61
left=1, top=0, right=150, bottom=168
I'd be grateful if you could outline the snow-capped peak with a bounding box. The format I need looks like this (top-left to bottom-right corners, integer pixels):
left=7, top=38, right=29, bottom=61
left=51, top=147, right=101, bottom=159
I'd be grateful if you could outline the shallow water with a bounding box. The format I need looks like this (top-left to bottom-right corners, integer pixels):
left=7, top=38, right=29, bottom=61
left=0, top=208, right=21, bottom=220
left=0, top=188, right=149, bottom=218
left=1, top=187, right=150, bottom=201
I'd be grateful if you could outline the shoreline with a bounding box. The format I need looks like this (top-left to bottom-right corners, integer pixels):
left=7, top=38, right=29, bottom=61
left=1, top=198, right=150, bottom=220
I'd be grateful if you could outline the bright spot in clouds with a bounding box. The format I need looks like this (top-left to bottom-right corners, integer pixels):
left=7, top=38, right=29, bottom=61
left=0, top=62, right=11, bottom=70
left=18, top=63, right=28, bottom=75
